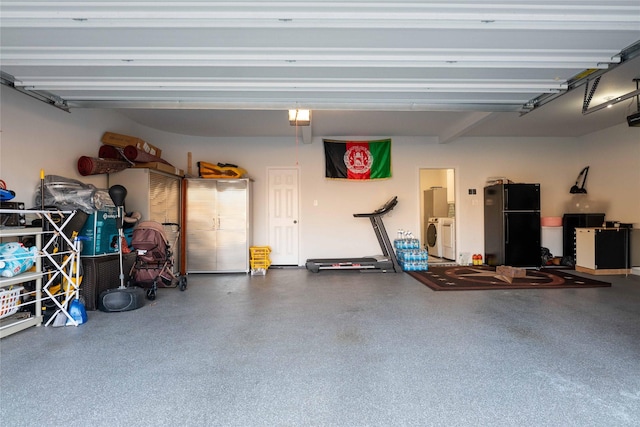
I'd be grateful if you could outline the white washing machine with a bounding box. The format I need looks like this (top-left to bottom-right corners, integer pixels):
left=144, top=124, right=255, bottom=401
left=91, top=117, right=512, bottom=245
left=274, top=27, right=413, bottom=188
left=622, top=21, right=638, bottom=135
left=427, top=217, right=455, bottom=259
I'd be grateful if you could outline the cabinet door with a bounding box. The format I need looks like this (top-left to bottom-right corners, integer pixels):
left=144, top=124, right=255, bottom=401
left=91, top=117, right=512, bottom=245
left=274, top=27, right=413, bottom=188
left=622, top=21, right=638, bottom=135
left=149, top=172, right=182, bottom=268
left=149, top=172, right=180, bottom=224
left=186, top=180, right=218, bottom=272
left=575, top=229, right=596, bottom=269
left=217, top=180, right=247, bottom=232
left=595, top=229, right=628, bottom=269
left=187, top=230, right=218, bottom=272
left=216, top=180, right=248, bottom=271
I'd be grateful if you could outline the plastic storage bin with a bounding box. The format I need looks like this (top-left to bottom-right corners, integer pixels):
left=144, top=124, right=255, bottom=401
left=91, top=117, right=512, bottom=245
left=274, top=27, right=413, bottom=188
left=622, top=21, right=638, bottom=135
left=249, top=246, right=271, bottom=275
left=0, top=286, right=23, bottom=319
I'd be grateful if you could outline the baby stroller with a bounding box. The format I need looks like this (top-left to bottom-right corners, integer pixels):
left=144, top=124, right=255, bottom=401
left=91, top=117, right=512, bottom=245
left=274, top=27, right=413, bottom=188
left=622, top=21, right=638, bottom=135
left=129, top=221, right=187, bottom=300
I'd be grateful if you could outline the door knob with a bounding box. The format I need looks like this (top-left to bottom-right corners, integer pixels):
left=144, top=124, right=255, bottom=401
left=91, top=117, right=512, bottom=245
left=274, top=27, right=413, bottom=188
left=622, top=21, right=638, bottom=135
left=293, top=220, right=298, bottom=224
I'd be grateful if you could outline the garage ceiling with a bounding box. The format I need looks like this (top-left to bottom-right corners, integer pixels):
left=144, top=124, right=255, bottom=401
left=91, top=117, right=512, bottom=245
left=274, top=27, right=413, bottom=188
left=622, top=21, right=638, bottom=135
left=1, top=1, right=639, bottom=141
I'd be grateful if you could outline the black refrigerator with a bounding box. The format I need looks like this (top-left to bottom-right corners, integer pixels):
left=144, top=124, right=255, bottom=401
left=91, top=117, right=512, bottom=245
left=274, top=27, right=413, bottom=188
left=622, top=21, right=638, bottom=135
left=484, top=183, right=541, bottom=267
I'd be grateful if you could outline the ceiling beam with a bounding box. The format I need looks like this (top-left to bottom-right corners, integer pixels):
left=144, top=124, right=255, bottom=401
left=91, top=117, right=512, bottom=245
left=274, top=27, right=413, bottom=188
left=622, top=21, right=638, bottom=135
left=0, top=71, right=69, bottom=111
left=437, top=112, right=494, bottom=144
left=0, top=47, right=620, bottom=69
left=15, top=78, right=568, bottom=93
left=2, top=2, right=638, bottom=31
left=299, top=124, right=312, bottom=144
left=61, top=99, right=530, bottom=113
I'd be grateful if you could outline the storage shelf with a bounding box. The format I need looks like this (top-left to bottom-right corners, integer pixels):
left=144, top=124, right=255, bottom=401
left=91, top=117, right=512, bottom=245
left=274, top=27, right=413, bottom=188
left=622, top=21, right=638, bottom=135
left=1, top=209, right=83, bottom=338
left=0, top=223, right=43, bottom=338
left=0, top=271, right=43, bottom=288
left=0, top=313, right=40, bottom=338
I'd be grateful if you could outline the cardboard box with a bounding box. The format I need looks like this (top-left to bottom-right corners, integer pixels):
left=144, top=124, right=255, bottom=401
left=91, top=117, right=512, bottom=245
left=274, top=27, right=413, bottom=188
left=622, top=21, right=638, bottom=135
left=133, top=162, right=184, bottom=177
left=101, top=132, right=162, bottom=158
left=78, top=207, right=119, bottom=256
left=496, top=265, right=526, bottom=278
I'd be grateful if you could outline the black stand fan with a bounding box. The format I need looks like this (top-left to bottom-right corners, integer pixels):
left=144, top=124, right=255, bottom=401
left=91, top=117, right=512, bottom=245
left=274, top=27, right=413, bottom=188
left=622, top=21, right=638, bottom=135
left=98, top=185, right=145, bottom=312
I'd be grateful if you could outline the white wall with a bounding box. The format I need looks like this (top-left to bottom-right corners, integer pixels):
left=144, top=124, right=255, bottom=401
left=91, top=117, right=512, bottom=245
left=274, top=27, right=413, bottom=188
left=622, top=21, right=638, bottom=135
left=578, top=124, right=640, bottom=224
left=2, top=85, right=639, bottom=266
left=0, top=85, right=144, bottom=194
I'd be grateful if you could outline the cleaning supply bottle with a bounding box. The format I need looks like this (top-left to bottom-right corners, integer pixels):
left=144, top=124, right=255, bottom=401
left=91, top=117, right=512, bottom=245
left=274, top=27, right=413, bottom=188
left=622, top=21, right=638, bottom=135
left=67, top=297, right=88, bottom=326
left=66, top=236, right=87, bottom=326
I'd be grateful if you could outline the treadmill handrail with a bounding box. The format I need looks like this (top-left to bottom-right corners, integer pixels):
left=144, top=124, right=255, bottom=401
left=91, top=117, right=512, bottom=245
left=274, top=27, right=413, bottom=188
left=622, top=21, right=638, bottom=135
left=353, top=196, right=398, bottom=218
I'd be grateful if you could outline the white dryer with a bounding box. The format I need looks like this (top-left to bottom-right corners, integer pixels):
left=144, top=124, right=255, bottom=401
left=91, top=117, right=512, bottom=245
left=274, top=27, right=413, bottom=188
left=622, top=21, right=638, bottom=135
left=426, top=217, right=455, bottom=259
left=441, top=219, right=456, bottom=260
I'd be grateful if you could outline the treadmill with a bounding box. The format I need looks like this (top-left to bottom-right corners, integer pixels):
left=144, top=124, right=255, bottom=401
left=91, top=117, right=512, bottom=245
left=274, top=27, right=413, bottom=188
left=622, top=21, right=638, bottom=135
left=305, top=196, right=402, bottom=273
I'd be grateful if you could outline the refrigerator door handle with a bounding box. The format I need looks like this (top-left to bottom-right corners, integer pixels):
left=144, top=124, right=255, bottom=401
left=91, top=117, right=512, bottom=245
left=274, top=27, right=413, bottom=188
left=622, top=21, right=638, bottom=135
left=504, top=214, right=509, bottom=244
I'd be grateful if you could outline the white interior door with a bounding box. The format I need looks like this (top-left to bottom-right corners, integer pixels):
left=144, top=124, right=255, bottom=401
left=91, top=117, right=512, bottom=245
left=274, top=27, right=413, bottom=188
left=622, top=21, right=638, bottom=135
left=268, top=168, right=299, bottom=265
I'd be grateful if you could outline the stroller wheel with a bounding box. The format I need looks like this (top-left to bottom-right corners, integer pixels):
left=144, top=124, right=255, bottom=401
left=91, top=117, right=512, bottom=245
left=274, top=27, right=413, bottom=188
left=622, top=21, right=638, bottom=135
left=147, top=281, right=157, bottom=300
left=179, top=276, right=187, bottom=291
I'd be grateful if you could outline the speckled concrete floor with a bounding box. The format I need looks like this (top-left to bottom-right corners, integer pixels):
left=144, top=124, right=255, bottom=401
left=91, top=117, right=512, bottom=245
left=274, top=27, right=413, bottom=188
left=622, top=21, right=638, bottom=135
left=1, top=268, right=639, bottom=427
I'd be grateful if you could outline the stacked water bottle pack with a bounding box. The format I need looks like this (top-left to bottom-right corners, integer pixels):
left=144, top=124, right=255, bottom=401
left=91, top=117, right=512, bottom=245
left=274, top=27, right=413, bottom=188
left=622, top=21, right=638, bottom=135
left=394, top=230, right=429, bottom=271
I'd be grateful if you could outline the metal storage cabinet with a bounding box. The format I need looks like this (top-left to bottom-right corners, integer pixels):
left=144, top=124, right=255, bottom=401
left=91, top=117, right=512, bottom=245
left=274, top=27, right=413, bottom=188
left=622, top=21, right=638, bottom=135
left=108, top=168, right=182, bottom=268
left=575, top=227, right=631, bottom=275
left=185, top=178, right=252, bottom=273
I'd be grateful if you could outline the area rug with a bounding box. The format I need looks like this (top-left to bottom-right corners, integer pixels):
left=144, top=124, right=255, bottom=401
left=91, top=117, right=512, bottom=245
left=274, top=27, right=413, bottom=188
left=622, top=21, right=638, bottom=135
left=407, top=265, right=611, bottom=291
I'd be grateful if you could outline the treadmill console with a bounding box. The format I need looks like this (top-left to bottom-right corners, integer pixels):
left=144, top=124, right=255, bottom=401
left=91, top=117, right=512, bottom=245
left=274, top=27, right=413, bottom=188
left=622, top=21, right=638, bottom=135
left=355, top=196, right=398, bottom=218
left=377, top=196, right=398, bottom=213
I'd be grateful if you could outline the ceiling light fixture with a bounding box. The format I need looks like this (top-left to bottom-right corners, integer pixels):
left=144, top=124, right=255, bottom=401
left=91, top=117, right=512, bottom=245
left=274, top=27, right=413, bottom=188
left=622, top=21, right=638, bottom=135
left=288, top=109, right=311, bottom=126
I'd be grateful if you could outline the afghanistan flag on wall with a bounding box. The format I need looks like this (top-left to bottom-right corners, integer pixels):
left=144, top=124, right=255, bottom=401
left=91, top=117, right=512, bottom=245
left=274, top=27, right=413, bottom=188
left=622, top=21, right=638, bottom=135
left=324, top=139, right=392, bottom=180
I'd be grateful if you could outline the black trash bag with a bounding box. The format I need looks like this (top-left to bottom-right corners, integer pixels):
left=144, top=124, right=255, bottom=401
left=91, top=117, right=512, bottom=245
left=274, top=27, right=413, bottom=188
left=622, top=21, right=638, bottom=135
left=561, top=255, right=575, bottom=268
